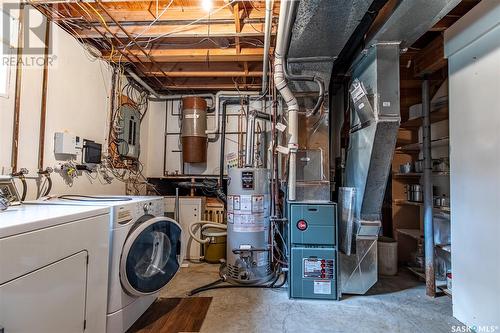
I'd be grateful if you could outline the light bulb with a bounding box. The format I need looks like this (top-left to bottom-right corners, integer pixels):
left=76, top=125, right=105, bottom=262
left=201, top=0, right=213, bottom=12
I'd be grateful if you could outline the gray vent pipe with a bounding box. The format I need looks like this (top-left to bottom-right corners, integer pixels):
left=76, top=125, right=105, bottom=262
left=244, top=0, right=273, bottom=168
left=274, top=0, right=299, bottom=201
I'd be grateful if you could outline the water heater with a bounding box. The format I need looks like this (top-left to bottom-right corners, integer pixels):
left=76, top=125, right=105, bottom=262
left=226, top=167, right=273, bottom=284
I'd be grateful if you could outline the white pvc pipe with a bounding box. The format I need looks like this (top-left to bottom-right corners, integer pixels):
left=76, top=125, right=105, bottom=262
left=274, top=0, right=299, bottom=201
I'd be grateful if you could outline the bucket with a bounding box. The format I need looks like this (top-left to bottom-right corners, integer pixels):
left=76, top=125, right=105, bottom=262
left=202, top=227, right=226, bottom=264
left=378, top=236, right=398, bottom=276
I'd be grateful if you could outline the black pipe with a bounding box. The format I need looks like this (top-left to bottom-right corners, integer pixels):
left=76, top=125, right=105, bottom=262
left=188, top=273, right=286, bottom=296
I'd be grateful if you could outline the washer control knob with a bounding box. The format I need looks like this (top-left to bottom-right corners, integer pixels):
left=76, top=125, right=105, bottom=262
left=143, top=203, right=150, bottom=213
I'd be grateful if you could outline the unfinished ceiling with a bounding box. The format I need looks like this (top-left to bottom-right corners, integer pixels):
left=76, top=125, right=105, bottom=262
left=31, top=0, right=281, bottom=92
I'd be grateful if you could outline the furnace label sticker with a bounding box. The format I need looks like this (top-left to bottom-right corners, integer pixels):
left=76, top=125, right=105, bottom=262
left=303, top=258, right=322, bottom=277
left=313, top=280, right=331, bottom=295
left=303, top=258, right=334, bottom=279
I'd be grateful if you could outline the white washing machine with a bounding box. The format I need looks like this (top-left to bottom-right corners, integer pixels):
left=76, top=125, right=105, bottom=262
left=26, top=195, right=182, bottom=332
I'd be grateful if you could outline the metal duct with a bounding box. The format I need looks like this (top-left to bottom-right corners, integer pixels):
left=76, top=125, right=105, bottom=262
left=340, top=43, right=400, bottom=295
left=367, top=0, right=461, bottom=49
left=288, top=0, right=375, bottom=60
left=345, top=43, right=400, bottom=221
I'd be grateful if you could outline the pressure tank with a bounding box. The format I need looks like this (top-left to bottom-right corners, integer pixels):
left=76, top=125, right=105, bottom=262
left=181, top=97, right=207, bottom=163
left=226, top=167, right=273, bottom=284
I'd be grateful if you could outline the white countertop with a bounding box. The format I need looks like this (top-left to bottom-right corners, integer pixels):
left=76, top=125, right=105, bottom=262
left=0, top=204, right=109, bottom=238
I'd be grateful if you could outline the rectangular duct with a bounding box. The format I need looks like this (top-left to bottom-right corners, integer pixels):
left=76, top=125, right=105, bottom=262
left=340, top=43, right=400, bottom=295
left=345, top=43, right=400, bottom=221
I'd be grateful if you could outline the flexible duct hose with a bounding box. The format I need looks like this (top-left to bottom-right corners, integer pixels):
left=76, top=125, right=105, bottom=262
left=188, top=221, right=227, bottom=244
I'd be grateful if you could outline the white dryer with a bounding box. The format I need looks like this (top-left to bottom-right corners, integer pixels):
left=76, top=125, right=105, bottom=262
left=26, top=195, right=182, bottom=333
left=0, top=204, right=110, bottom=333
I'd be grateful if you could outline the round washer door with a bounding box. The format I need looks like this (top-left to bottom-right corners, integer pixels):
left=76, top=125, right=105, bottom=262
left=120, top=216, right=182, bottom=296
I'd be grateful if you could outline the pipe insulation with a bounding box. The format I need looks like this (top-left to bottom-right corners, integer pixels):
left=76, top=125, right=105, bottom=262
left=274, top=0, right=299, bottom=201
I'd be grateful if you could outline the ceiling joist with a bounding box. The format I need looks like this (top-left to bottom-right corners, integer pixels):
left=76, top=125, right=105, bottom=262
left=31, top=0, right=279, bottom=91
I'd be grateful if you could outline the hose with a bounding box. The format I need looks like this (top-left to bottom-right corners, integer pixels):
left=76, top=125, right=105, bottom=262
left=188, top=272, right=286, bottom=296
left=43, top=175, right=52, bottom=197
left=19, top=176, right=27, bottom=201
left=188, top=221, right=227, bottom=244
left=57, top=194, right=133, bottom=201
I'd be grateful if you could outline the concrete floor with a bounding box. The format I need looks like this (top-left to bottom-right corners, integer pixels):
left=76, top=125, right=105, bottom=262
left=160, top=263, right=461, bottom=333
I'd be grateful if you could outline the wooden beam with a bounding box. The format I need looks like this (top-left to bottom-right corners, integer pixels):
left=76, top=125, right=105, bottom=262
left=429, top=15, right=459, bottom=32
left=145, top=70, right=262, bottom=77
left=141, top=61, right=262, bottom=73
left=50, top=2, right=270, bottom=22
left=77, top=22, right=271, bottom=38
left=156, top=76, right=262, bottom=90
left=161, top=83, right=261, bottom=90
left=234, top=1, right=241, bottom=54
left=413, top=34, right=447, bottom=77
left=105, top=47, right=266, bottom=62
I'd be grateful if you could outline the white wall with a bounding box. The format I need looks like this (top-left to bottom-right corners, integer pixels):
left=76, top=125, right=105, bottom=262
left=144, top=99, right=266, bottom=178
left=1, top=8, right=125, bottom=198
left=445, top=1, right=500, bottom=328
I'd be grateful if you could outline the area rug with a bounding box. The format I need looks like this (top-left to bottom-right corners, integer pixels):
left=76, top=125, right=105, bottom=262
left=127, top=297, right=212, bottom=333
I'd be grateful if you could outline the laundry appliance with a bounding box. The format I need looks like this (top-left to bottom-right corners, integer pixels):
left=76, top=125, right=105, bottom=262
left=0, top=203, right=110, bottom=333
left=26, top=195, right=182, bottom=332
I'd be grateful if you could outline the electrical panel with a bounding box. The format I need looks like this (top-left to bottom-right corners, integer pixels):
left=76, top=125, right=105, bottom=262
left=116, top=105, right=141, bottom=159
left=54, top=132, right=80, bottom=156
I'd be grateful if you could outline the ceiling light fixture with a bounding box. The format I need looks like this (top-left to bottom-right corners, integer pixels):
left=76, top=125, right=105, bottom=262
left=201, top=0, right=213, bottom=12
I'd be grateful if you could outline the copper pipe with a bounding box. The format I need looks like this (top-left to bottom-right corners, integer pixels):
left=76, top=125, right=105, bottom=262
left=93, top=1, right=176, bottom=88
left=38, top=18, right=51, bottom=172
left=11, top=4, right=25, bottom=174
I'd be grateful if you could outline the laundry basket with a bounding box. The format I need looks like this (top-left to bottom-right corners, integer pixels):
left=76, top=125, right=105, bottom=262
left=377, top=237, right=398, bottom=276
